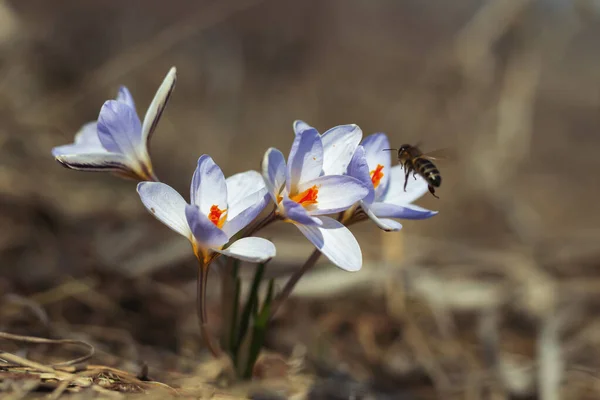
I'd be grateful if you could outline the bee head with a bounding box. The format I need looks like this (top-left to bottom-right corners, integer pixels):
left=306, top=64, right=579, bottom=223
left=397, top=144, right=412, bottom=161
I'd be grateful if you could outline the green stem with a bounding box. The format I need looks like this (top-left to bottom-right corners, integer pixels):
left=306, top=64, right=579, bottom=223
left=196, top=255, right=221, bottom=358
left=229, top=278, right=241, bottom=353
left=244, top=279, right=275, bottom=378
left=235, top=263, right=266, bottom=356
left=219, top=258, right=238, bottom=352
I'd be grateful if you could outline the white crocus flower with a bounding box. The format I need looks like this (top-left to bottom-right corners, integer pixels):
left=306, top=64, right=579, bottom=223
left=262, top=123, right=370, bottom=272
left=347, top=133, right=438, bottom=232
left=292, top=120, right=362, bottom=175
left=137, top=154, right=275, bottom=356
left=137, top=155, right=275, bottom=264
left=52, top=67, right=177, bottom=181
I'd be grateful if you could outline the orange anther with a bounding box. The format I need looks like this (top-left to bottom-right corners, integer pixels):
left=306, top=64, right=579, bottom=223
left=290, top=185, right=319, bottom=206
left=208, top=205, right=226, bottom=228
left=370, top=164, right=384, bottom=188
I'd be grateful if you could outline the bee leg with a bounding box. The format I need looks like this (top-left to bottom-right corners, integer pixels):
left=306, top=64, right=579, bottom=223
left=413, top=172, right=417, bottom=180
left=428, top=185, right=439, bottom=199
left=403, top=168, right=410, bottom=192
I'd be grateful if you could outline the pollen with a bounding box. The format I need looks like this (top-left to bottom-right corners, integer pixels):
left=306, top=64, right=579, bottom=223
left=208, top=205, right=227, bottom=228
left=290, top=185, right=319, bottom=206
left=370, top=164, right=384, bottom=188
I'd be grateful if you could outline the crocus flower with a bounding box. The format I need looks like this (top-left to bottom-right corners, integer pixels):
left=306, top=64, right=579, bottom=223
left=347, top=133, right=438, bottom=232
left=293, top=120, right=362, bottom=175
left=137, top=155, right=275, bottom=264
left=137, top=155, right=275, bottom=353
left=52, top=67, right=177, bottom=181
left=262, top=123, right=370, bottom=272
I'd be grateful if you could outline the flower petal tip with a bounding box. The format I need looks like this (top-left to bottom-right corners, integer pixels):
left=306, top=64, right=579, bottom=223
left=136, top=181, right=147, bottom=193
left=292, top=120, right=314, bottom=135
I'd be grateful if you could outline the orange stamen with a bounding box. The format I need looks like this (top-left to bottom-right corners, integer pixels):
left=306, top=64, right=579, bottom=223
left=370, top=164, right=384, bottom=188
left=208, top=205, right=226, bottom=228
left=290, top=185, right=319, bottom=206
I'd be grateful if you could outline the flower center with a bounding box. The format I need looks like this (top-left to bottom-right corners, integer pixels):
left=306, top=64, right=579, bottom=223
left=290, top=185, right=319, bottom=207
left=370, top=164, right=384, bottom=188
left=208, top=204, right=227, bottom=228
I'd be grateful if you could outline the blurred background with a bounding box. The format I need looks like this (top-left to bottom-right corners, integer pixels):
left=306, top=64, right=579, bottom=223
left=2, top=0, right=600, bottom=398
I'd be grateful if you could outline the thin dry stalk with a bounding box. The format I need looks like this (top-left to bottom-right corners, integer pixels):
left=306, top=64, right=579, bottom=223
left=0, top=331, right=94, bottom=367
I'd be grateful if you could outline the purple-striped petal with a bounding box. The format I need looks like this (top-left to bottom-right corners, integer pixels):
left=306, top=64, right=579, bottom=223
left=287, top=128, right=323, bottom=192
left=294, top=216, right=362, bottom=272
left=282, top=197, right=322, bottom=226
left=214, top=237, right=276, bottom=262
left=53, top=152, right=131, bottom=172
left=369, top=202, right=438, bottom=220
left=190, top=155, right=227, bottom=216
left=296, top=175, right=369, bottom=215
left=321, top=124, right=362, bottom=175
left=137, top=182, right=191, bottom=238
left=185, top=204, right=229, bottom=248
left=222, top=170, right=269, bottom=237
left=261, top=148, right=287, bottom=202
left=382, top=164, right=429, bottom=205
left=347, top=146, right=375, bottom=204
left=361, top=133, right=392, bottom=200
left=97, top=100, right=143, bottom=159
left=141, top=67, right=176, bottom=148
left=116, top=86, right=136, bottom=111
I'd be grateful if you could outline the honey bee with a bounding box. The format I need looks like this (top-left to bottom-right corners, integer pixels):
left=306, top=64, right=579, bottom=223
left=384, top=144, right=443, bottom=199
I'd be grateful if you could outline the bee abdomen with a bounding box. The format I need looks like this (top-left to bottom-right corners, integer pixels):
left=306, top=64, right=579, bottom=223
left=428, top=173, right=441, bottom=187
left=415, top=158, right=441, bottom=187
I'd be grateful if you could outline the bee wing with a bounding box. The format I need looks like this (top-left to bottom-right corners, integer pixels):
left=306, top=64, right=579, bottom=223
left=421, top=148, right=456, bottom=161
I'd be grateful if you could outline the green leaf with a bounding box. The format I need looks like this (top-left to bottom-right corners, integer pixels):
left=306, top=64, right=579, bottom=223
left=220, top=257, right=240, bottom=353
left=234, top=263, right=266, bottom=356
left=243, top=278, right=275, bottom=378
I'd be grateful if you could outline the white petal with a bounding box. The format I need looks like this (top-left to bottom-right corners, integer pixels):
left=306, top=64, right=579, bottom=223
left=297, top=175, right=369, bottom=215
left=361, top=133, right=392, bottom=200
left=347, top=145, right=375, bottom=204
left=261, top=148, right=287, bottom=201
left=52, top=122, right=105, bottom=157
left=361, top=201, right=403, bottom=232
left=190, top=155, right=228, bottom=215
left=214, top=237, right=276, bottom=263
left=321, top=124, right=362, bottom=175
left=222, top=170, right=269, bottom=238
left=141, top=67, right=177, bottom=147
left=383, top=164, right=429, bottom=205
left=287, top=128, right=323, bottom=191
left=295, top=216, right=362, bottom=272
left=369, top=202, right=438, bottom=220
left=74, top=122, right=103, bottom=147
left=226, top=170, right=268, bottom=219
left=137, top=182, right=191, bottom=239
